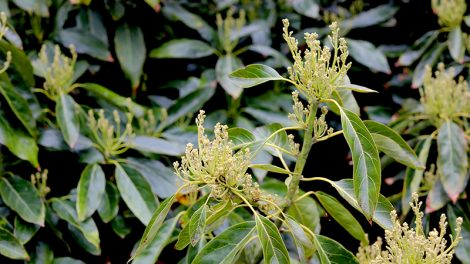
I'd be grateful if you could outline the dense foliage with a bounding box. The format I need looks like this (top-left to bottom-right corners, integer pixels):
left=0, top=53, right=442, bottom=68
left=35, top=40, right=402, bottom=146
left=0, top=0, right=468, bottom=263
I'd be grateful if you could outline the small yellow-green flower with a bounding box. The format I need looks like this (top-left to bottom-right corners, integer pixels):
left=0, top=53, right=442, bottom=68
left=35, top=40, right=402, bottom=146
left=432, top=0, right=466, bottom=28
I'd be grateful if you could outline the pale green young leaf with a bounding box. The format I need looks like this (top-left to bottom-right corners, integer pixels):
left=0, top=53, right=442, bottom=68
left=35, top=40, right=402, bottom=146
left=192, top=221, right=256, bottom=264
left=132, top=194, right=176, bottom=260
left=448, top=26, right=465, bottom=63
left=312, top=234, right=358, bottom=264
left=132, top=217, right=179, bottom=264
left=216, top=55, right=243, bottom=98
left=255, top=214, right=290, bottom=264
left=0, top=227, right=29, bottom=260
left=56, top=93, right=80, bottom=148
left=77, top=163, right=106, bottom=221
left=315, top=191, right=366, bottom=243
left=0, top=175, right=45, bottom=226
left=437, top=121, right=468, bottom=203
left=339, top=106, right=381, bottom=220
left=150, top=39, right=214, bottom=59
left=97, top=181, right=120, bottom=223
left=347, top=38, right=391, bottom=74
left=229, top=64, right=287, bottom=89
left=115, top=164, right=158, bottom=225
left=365, top=120, right=422, bottom=169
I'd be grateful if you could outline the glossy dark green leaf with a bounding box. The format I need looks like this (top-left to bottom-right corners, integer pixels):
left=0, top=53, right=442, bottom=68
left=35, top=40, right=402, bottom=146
left=448, top=26, right=465, bottom=63
left=131, top=135, right=185, bottom=156
left=11, top=0, right=48, bottom=16
left=68, top=223, right=100, bottom=255
left=447, top=205, right=470, bottom=264
left=30, top=242, right=53, bottom=264
left=77, top=164, right=106, bottom=221
left=115, top=23, right=146, bottom=88
left=78, top=83, right=146, bottom=117
left=133, top=217, right=179, bottom=264
left=339, top=106, right=381, bottom=220
left=312, top=234, right=358, bottom=264
left=97, top=181, right=120, bottom=223
left=315, top=191, right=366, bottom=242
left=411, top=43, right=446, bottom=88
left=0, top=227, right=29, bottom=260
left=0, top=40, right=35, bottom=86
left=437, top=121, right=468, bottom=203
left=150, top=39, right=214, bottom=59
left=341, top=5, right=398, bottom=29
left=115, top=164, right=158, bottom=225
left=192, top=221, right=256, bottom=264
left=248, top=45, right=291, bottom=68
left=365, top=120, right=422, bottom=169
left=330, top=179, right=393, bottom=230
left=229, top=64, right=286, bottom=89
left=0, top=113, right=39, bottom=167
left=110, top=215, right=131, bottom=239
left=14, top=217, right=39, bottom=244
left=347, top=38, right=391, bottom=74
left=244, top=107, right=294, bottom=127
left=161, top=2, right=215, bottom=42
left=50, top=198, right=100, bottom=249
left=0, top=81, right=36, bottom=137
left=56, top=93, right=80, bottom=148
left=0, top=175, right=45, bottom=226
left=255, top=214, right=290, bottom=264
left=216, top=55, right=243, bottom=98
left=132, top=194, right=176, bottom=260
left=57, top=29, right=111, bottom=61
left=402, top=136, right=432, bottom=215
left=287, top=194, right=320, bottom=233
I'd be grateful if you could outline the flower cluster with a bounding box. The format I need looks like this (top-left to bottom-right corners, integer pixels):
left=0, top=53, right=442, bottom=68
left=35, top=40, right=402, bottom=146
left=31, top=169, right=50, bottom=198
left=174, top=111, right=275, bottom=211
left=36, top=45, right=77, bottom=101
left=357, top=193, right=463, bottom=264
left=0, top=12, right=11, bottom=74
left=432, top=0, right=466, bottom=28
left=283, top=19, right=351, bottom=101
left=136, top=108, right=167, bottom=137
left=420, top=63, right=470, bottom=127
left=216, top=8, right=246, bottom=54
left=87, top=109, right=134, bottom=161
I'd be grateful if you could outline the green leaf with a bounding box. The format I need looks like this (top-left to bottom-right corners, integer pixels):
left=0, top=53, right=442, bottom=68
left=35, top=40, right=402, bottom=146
left=0, top=80, right=36, bottom=137
left=0, top=227, right=29, bottom=260
left=397, top=31, right=439, bottom=66
left=78, top=83, right=146, bottom=117
left=411, top=43, right=446, bottom=88
left=330, top=88, right=360, bottom=116
left=255, top=214, right=290, bottom=264
left=30, top=242, right=53, bottom=264
left=289, top=0, right=319, bottom=19
left=192, top=221, right=256, bottom=264
left=111, top=214, right=131, bottom=239
left=216, top=55, right=243, bottom=98
left=131, top=135, right=185, bottom=156
left=402, top=136, right=432, bottom=215
left=0, top=113, right=39, bottom=167
left=115, top=164, right=158, bottom=225
left=188, top=204, right=207, bottom=246
left=448, top=26, right=465, bottom=63
left=132, top=194, right=176, bottom=260
left=0, top=175, right=45, bottom=226
left=114, top=23, right=146, bottom=88
left=14, top=217, right=39, bottom=245
left=10, top=0, right=48, bottom=17
left=229, top=64, right=287, bottom=89
left=364, top=120, right=422, bottom=169
left=51, top=198, right=100, bottom=249
left=437, top=121, right=468, bottom=203
left=97, top=181, right=120, bottom=223
left=249, top=164, right=291, bottom=174
left=340, top=5, right=398, bottom=29
left=447, top=205, right=470, bottom=264
left=56, top=93, right=80, bottom=148
left=68, top=223, right=100, bottom=255
left=53, top=257, right=86, bottom=264
left=315, top=191, right=366, bottom=242
left=338, top=84, right=377, bottom=93
left=77, top=164, right=106, bottom=221
left=347, top=38, right=390, bottom=74
left=330, top=179, right=393, bottom=230
left=58, top=29, right=112, bottom=61
left=133, top=217, right=179, bottom=264
left=339, top=106, right=381, bottom=220
left=150, top=39, right=214, bottom=59
left=287, top=194, right=321, bottom=233
left=426, top=178, right=450, bottom=213
left=284, top=215, right=314, bottom=261
left=0, top=40, right=35, bottom=86
left=312, top=234, right=358, bottom=264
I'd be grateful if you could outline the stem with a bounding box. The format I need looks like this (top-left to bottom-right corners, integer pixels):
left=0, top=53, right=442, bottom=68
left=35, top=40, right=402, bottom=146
left=282, top=100, right=319, bottom=210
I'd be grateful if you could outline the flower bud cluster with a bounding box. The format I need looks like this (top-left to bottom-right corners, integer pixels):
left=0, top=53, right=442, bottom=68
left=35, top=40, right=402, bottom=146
left=432, top=0, right=466, bottom=28
left=173, top=111, right=275, bottom=212
left=216, top=8, right=246, bottom=54
left=283, top=19, right=351, bottom=101
left=136, top=108, right=167, bottom=137
left=420, top=63, right=470, bottom=127
left=31, top=169, right=50, bottom=197
left=87, top=109, right=134, bottom=161
left=357, top=193, right=463, bottom=264
left=313, top=106, right=333, bottom=140
left=37, top=45, right=77, bottom=101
